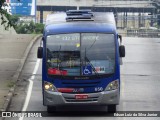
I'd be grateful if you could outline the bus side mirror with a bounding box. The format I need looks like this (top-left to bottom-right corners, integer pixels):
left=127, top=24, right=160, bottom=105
left=37, top=47, right=43, bottom=58
left=119, top=45, right=125, bottom=57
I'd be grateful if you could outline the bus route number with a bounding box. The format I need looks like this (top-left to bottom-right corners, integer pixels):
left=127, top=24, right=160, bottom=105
left=95, top=87, right=103, bottom=92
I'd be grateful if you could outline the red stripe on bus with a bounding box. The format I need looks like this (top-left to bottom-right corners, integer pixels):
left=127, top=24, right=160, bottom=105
left=57, top=88, right=74, bottom=93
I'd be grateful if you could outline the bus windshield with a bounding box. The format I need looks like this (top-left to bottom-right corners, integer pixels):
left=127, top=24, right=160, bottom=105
left=46, top=33, right=115, bottom=78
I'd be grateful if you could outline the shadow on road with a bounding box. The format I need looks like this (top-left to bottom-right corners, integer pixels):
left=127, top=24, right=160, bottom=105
left=45, top=106, right=114, bottom=117
left=47, top=111, right=113, bottom=117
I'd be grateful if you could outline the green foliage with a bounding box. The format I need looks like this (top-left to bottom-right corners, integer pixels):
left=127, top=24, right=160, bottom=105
left=10, top=14, right=21, bottom=27
left=15, top=20, right=44, bottom=34
left=5, top=15, right=44, bottom=34
left=0, top=0, right=20, bottom=29
left=0, top=9, right=13, bottom=29
left=35, top=23, right=44, bottom=34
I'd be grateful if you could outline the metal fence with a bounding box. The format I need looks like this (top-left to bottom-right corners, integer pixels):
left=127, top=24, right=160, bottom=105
left=127, top=29, right=160, bottom=37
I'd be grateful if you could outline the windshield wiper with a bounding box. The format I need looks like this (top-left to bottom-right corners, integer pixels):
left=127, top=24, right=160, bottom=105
left=84, top=47, right=100, bottom=78
left=56, top=45, right=66, bottom=78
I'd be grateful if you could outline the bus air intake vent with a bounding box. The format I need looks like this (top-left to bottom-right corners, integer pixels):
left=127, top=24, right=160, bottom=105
left=66, top=10, right=94, bottom=22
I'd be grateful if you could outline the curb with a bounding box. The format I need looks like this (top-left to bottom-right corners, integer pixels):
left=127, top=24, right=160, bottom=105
left=0, top=34, right=42, bottom=114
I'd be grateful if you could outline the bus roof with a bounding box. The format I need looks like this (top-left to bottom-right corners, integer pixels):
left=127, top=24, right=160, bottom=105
left=44, top=11, right=117, bottom=34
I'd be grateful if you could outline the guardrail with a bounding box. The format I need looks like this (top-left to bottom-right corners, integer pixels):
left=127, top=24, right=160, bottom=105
left=127, top=32, right=160, bottom=37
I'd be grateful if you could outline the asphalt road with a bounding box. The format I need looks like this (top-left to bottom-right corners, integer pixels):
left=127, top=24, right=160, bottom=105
left=5, top=37, right=160, bottom=120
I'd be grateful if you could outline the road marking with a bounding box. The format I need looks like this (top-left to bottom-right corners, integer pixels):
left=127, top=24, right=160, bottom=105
left=120, top=76, right=126, bottom=112
left=19, top=59, right=40, bottom=120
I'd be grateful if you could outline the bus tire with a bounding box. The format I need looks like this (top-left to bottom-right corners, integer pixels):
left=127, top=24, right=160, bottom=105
left=47, top=106, right=56, bottom=113
left=108, top=105, right=116, bottom=113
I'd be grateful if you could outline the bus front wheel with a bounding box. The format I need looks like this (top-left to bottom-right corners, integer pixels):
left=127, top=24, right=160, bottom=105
left=47, top=106, right=56, bottom=113
left=108, top=105, right=116, bottom=113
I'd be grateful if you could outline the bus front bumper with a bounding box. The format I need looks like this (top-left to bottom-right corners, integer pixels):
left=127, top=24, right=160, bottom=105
left=43, top=90, right=119, bottom=106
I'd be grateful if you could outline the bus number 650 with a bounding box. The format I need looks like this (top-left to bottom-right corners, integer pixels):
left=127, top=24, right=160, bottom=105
left=95, top=87, right=103, bottom=92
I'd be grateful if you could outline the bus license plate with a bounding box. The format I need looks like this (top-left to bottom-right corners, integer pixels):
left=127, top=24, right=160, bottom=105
left=75, top=94, right=88, bottom=100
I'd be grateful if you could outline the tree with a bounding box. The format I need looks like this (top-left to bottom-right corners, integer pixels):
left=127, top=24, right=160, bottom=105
left=1, top=1, right=44, bottom=34
left=35, top=23, right=44, bottom=34
left=0, top=0, right=20, bottom=29
left=9, top=15, right=21, bottom=31
left=14, top=20, right=44, bottom=34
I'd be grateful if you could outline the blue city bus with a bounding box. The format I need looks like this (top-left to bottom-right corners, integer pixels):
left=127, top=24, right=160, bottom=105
left=37, top=10, right=125, bottom=113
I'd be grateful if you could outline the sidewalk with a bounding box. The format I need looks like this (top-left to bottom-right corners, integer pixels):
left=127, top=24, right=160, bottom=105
left=0, top=34, right=41, bottom=112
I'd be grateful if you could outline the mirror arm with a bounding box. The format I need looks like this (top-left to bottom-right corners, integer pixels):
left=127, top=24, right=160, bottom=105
left=118, top=35, right=122, bottom=45
left=40, top=36, right=44, bottom=47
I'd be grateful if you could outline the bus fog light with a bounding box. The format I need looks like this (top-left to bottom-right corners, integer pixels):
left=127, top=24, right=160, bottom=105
left=44, top=81, right=57, bottom=92
left=105, top=80, right=119, bottom=91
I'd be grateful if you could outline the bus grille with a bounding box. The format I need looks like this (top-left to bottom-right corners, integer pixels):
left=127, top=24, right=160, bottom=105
left=62, top=81, right=101, bottom=88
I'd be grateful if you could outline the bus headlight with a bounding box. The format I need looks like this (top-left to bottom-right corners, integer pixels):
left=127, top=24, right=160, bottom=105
left=44, top=81, right=57, bottom=92
left=105, top=80, right=119, bottom=91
